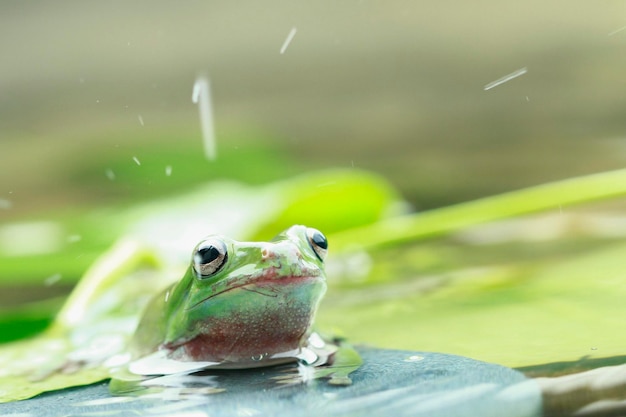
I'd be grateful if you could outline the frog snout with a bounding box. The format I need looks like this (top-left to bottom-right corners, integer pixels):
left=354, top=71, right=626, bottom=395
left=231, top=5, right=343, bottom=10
left=261, top=244, right=302, bottom=262
left=261, top=247, right=275, bottom=260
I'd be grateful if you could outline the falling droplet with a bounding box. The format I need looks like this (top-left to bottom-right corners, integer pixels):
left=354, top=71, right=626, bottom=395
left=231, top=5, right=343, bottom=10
left=138, top=115, right=144, bottom=126
left=608, top=25, right=626, bottom=36
left=404, top=355, right=424, bottom=363
left=192, top=76, right=217, bottom=161
left=165, top=165, right=172, bottom=176
left=105, top=169, right=116, bottom=180
left=280, top=27, right=297, bottom=54
left=133, top=156, right=141, bottom=166
left=484, top=67, right=528, bottom=91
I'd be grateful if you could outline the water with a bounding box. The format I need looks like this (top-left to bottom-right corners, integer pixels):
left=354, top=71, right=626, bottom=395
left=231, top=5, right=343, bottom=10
left=110, top=337, right=362, bottom=397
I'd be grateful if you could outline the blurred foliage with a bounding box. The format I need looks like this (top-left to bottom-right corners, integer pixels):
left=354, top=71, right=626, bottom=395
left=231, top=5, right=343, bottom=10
left=320, top=228, right=626, bottom=368
left=1, top=129, right=625, bottom=401
left=0, top=132, right=299, bottom=284
left=66, top=129, right=304, bottom=204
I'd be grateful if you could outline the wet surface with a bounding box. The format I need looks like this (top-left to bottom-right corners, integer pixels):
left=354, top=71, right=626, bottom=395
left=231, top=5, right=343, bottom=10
left=0, top=347, right=541, bottom=417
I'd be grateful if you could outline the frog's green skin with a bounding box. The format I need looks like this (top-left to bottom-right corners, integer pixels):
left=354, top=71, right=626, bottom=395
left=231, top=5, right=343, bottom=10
left=129, top=225, right=328, bottom=368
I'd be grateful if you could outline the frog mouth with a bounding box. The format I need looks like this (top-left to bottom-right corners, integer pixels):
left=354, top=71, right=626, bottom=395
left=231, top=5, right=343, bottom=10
left=187, top=269, right=322, bottom=310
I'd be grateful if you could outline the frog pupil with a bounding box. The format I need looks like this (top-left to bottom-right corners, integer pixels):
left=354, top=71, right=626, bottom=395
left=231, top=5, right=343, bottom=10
left=307, top=228, right=328, bottom=261
left=311, top=232, right=328, bottom=250
left=198, top=246, right=220, bottom=264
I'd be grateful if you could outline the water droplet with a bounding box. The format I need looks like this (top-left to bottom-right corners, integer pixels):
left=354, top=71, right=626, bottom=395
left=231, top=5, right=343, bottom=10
left=192, top=76, right=217, bottom=161
left=329, top=375, right=352, bottom=386
left=133, top=156, right=141, bottom=166
left=165, top=165, right=172, bottom=176
left=404, top=355, right=424, bottom=362
left=44, top=273, right=62, bottom=286
left=308, top=332, right=326, bottom=349
left=138, top=114, right=144, bottom=126
left=483, top=67, right=528, bottom=91
left=279, top=27, right=297, bottom=54
left=67, top=234, right=82, bottom=243
left=105, top=169, right=116, bottom=180
left=297, top=347, right=318, bottom=365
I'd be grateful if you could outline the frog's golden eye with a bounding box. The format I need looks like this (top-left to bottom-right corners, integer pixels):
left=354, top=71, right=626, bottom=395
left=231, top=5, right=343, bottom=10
left=193, top=238, right=228, bottom=278
left=306, top=228, right=328, bottom=261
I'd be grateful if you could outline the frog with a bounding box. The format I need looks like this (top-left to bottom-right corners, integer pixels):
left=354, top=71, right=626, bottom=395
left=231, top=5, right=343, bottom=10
left=128, top=225, right=330, bottom=372
left=109, top=225, right=360, bottom=392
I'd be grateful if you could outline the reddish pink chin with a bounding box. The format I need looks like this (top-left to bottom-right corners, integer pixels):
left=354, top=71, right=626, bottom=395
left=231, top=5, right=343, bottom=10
left=165, top=308, right=313, bottom=364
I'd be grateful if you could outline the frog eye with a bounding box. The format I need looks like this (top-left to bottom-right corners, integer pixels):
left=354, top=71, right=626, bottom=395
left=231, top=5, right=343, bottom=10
left=193, top=238, right=228, bottom=278
left=306, top=228, right=328, bottom=261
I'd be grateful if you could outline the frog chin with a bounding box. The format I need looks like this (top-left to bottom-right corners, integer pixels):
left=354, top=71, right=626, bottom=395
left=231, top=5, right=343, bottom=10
left=165, top=285, right=325, bottom=364
left=164, top=320, right=312, bottom=365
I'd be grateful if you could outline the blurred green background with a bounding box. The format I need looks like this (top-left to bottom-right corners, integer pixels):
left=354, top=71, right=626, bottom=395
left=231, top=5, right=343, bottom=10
left=1, top=1, right=626, bottom=369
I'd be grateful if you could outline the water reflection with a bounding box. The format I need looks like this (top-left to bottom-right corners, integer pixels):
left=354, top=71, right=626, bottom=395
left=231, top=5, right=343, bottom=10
left=110, top=341, right=363, bottom=397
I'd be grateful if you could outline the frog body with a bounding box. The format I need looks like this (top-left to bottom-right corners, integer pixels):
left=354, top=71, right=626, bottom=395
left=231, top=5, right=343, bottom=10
left=130, top=225, right=328, bottom=369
